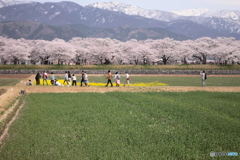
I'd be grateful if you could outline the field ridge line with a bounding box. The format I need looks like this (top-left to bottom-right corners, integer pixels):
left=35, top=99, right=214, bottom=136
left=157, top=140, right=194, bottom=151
left=0, top=99, right=25, bottom=150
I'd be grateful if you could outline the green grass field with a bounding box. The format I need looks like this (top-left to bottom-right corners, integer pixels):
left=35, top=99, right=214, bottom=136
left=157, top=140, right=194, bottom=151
left=0, top=92, right=239, bottom=159
left=0, top=79, right=21, bottom=86
left=1, top=64, right=240, bottom=70
left=54, top=75, right=240, bottom=86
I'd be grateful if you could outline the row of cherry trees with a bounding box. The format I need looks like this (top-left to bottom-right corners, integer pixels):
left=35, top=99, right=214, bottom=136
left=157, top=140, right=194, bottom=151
left=0, top=36, right=240, bottom=65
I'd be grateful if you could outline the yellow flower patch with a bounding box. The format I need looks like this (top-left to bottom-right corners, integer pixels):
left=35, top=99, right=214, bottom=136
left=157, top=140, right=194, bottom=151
left=35, top=80, right=168, bottom=86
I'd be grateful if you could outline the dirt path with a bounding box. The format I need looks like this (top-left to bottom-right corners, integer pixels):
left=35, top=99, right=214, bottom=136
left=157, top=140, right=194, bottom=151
left=12, top=86, right=239, bottom=93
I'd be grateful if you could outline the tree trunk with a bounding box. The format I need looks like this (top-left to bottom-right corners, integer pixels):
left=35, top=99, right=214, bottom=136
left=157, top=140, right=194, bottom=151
left=134, top=59, right=139, bottom=65
left=162, top=55, right=169, bottom=65
left=13, top=59, right=18, bottom=65
left=183, top=57, right=188, bottom=65
left=202, top=56, right=207, bottom=64
left=104, top=58, right=111, bottom=65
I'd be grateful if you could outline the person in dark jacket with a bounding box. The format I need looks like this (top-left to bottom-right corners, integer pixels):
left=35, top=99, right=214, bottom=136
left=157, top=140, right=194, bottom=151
left=80, top=71, right=85, bottom=87
left=68, top=71, right=72, bottom=83
left=35, top=73, right=41, bottom=85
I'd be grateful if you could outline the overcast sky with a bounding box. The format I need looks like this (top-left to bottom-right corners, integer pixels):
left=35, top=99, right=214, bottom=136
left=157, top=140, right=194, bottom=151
left=19, top=0, right=240, bottom=11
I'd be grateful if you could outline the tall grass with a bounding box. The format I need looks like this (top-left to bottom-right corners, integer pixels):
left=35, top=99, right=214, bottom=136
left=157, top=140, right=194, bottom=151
left=0, top=92, right=239, bottom=159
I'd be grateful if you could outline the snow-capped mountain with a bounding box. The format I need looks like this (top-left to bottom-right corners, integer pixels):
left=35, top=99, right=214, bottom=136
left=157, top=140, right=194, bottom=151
left=0, top=1, right=168, bottom=28
left=0, top=1, right=239, bottom=40
left=87, top=1, right=177, bottom=22
left=0, top=0, right=33, bottom=8
left=88, top=2, right=240, bottom=34
left=172, top=8, right=211, bottom=17
left=173, top=8, right=240, bottom=21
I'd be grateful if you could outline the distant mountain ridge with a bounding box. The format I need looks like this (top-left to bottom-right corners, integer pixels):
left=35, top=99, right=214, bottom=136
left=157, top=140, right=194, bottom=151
left=0, top=20, right=86, bottom=40
left=0, top=0, right=33, bottom=8
left=0, top=20, right=189, bottom=41
left=88, top=2, right=240, bottom=34
left=0, top=1, right=239, bottom=40
left=88, top=2, right=240, bottom=21
left=172, top=8, right=240, bottom=21
left=87, top=2, right=178, bottom=22
left=0, top=2, right=168, bottom=28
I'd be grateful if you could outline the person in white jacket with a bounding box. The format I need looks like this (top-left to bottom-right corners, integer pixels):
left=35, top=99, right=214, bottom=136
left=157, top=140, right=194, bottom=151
left=200, top=71, right=206, bottom=87
left=72, top=74, right=77, bottom=86
left=54, top=79, right=63, bottom=86
left=114, top=72, right=121, bottom=87
left=63, top=71, right=69, bottom=86
left=125, top=72, right=130, bottom=86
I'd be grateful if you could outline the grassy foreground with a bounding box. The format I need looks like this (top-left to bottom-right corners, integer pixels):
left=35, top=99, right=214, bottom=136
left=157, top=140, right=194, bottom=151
left=0, top=92, right=239, bottom=159
left=0, top=64, right=240, bottom=70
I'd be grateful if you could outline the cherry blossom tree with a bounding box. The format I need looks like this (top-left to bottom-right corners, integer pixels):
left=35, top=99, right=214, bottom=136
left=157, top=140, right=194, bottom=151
left=89, top=38, right=116, bottom=64
left=0, top=38, right=30, bottom=64
left=190, top=37, right=218, bottom=64
left=69, top=37, right=93, bottom=65
left=175, top=40, right=194, bottom=64
left=210, top=37, right=238, bottom=64
left=122, top=39, right=143, bottom=65
left=30, top=40, right=52, bottom=64
left=1, top=36, right=240, bottom=66
left=135, top=41, right=155, bottom=65
left=151, top=38, right=179, bottom=65
left=47, top=39, right=74, bottom=65
left=0, top=37, right=9, bottom=64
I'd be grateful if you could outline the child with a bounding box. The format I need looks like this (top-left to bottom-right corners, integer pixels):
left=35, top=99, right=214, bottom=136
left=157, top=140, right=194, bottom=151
left=125, top=72, right=130, bottom=86
left=72, top=74, right=77, bottom=86
left=54, top=79, right=62, bottom=86
left=26, top=80, right=32, bottom=86
left=42, top=71, right=48, bottom=85
left=50, top=72, right=55, bottom=85
left=84, top=72, right=90, bottom=87
left=114, top=72, right=121, bottom=87
left=63, top=71, right=69, bottom=86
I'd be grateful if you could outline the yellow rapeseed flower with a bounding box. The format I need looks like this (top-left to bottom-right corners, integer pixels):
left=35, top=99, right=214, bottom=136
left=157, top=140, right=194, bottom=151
left=35, top=80, right=168, bottom=86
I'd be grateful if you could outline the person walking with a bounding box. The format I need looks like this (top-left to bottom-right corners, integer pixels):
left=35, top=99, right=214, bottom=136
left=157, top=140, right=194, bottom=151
left=80, top=71, right=85, bottom=87
left=68, top=71, right=72, bottom=84
left=50, top=72, right=55, bottom=85
left=125, top=72, right=130, bottom=86
left=200, top=71, right=207, bottom=87
left=35, top=72, right=41, bottom=85
left=63, top=71, right=69, bottom=86
left=84, top=71, right=90, bottom=87
left=114, top=72, right=121, bottom=87
left=105, top=70, right=113, bottom=87
left=42, top=71, right=48, bottom=85
left=72, top=74, right=77, bottom=86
